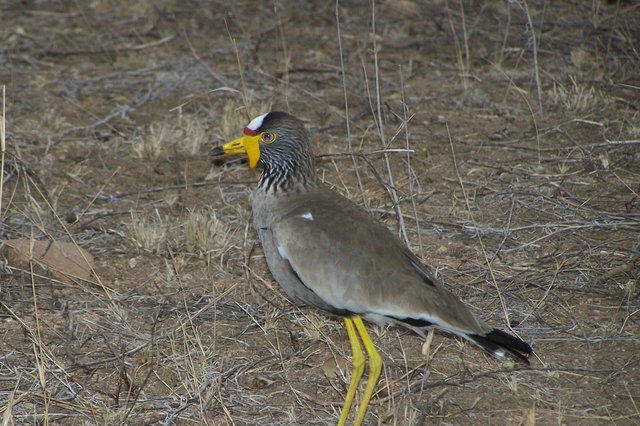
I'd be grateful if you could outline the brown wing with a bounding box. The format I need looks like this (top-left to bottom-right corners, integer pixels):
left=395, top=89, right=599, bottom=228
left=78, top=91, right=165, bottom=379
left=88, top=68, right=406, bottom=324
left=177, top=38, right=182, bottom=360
left=270, top=186, right=489, bottom=335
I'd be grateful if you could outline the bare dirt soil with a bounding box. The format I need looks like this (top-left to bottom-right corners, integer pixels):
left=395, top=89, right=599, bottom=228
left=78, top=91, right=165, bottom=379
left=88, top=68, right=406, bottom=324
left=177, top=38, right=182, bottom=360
left=1, top=1, right=639, bottom=425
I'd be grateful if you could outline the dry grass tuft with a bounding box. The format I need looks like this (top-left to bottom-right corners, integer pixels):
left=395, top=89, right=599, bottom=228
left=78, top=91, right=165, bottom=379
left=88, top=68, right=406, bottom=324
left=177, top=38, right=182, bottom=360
left=128, top=209, right=174, bottom=253
left=131, top=122, right=176, bottom=161
left=549, top=76, right=611, bottom=113
left=218, top=102, right=250, bottom=141
left=1, top=1, right=639, bottom=425
left=130, top=116, right=211, bottom=160
left=177, top=115, right=208, bottom=156
left=183, top=206, right=232, bottom=256
left=127, top=207, right=232, bottom=259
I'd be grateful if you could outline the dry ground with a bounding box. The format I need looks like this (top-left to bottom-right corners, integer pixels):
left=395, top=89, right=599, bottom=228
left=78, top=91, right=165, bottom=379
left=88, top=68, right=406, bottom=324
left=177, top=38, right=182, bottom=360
left=1, top=0, right=639, bottom=425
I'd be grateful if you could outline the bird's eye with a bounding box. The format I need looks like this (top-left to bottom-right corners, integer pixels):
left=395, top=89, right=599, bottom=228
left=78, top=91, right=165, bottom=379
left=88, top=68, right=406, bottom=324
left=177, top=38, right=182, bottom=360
left=261, top=131, right=276, bottom=144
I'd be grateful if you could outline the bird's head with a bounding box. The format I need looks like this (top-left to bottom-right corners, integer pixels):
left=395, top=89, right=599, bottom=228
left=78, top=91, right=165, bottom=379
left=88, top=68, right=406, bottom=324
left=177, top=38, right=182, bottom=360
left=211, top=111, right=312, bottom=170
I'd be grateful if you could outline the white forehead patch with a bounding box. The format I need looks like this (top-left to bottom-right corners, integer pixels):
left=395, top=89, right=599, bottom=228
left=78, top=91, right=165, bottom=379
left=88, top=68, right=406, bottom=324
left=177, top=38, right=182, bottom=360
left=247, top=113, right=269, bottom=132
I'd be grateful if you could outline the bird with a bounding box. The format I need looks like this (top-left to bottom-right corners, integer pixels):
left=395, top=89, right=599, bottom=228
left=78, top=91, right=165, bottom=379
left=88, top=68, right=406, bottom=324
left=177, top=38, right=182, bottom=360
left=211, top=111, right=532, bottom=425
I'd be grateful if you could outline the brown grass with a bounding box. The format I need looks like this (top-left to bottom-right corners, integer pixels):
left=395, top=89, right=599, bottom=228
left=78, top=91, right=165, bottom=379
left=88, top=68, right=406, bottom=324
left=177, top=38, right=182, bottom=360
left=1, top=1, right=639, bottom=425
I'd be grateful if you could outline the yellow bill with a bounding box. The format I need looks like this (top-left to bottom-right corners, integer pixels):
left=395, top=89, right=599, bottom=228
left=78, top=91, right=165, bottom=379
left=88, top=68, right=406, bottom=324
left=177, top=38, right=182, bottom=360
left=213, top=133, right=262, bottom=168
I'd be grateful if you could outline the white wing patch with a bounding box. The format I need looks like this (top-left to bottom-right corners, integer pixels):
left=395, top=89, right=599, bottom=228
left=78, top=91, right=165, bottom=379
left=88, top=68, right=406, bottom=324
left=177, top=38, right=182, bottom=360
left=277, top=244, right=289, bottom=260
left=298, top=212, right=314, bottom=221
left=247, top=113, right=269, bottom=132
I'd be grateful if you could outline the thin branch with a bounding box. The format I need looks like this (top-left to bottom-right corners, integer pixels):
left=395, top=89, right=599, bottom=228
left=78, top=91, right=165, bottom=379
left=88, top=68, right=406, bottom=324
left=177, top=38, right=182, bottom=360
left=336, top=0, right=366, bottom=206
left=369, top=0, right=409, bottom=245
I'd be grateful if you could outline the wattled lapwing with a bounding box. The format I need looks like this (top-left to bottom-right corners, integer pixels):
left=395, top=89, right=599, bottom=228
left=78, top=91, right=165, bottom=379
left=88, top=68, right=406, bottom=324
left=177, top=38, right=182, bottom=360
left=211, top=111, right=532, bottom=425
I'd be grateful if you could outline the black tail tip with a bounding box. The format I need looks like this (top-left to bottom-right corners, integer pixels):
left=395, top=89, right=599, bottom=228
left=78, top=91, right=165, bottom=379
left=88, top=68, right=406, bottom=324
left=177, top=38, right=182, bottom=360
left=470, top=328, right=532, bottom=365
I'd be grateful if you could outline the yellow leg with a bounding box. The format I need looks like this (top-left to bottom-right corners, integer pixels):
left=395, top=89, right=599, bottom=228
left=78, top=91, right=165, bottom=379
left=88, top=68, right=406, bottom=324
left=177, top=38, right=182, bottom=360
left=352, top=316, right=382, bottom=426
left=338, top=317, right=365, bottom=426
left=422, top=328, right=435, bottom=360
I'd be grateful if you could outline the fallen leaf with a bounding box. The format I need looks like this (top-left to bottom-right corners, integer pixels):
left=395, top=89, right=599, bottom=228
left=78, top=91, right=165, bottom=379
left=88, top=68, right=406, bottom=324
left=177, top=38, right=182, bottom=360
left=3, top=239, right=95, bottom=284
